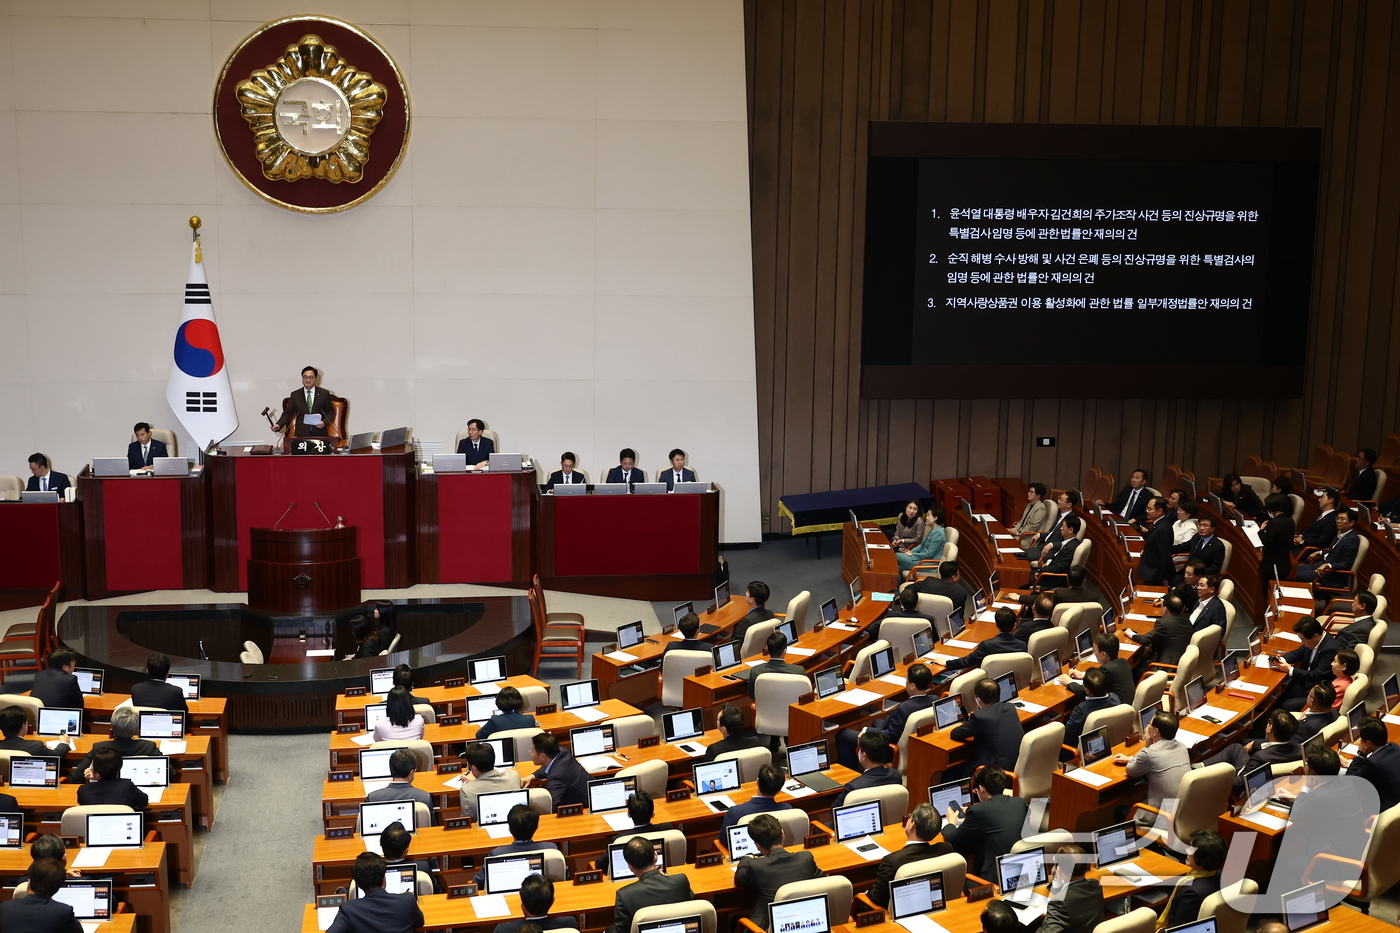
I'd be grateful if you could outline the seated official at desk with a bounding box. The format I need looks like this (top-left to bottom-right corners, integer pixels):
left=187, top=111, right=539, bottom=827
left=832, top=731, right=902, bottom=808
left=606, top=790, right=674, bottom=847
left=373, top=687, right=425, bottom=742
left=1203, top=709, right=1302, bottom=788
left=1128, top=592, right=1192, bottom=665
left=1295, top=683, right=1339, bottom=742
left=495, top=876, right=576, bottom=933
left=77, top=747, right=147, bottom=809
left=380, top=821, right=442, bottom=895
left=721, top=763, right=792, bottom=834
left=1272, top=617, right=1340, bottom=710
left=132, top=653, right=188, bottom=713
left=1061, top=668, right=1119, bottom=760
left=127, top=422, right=168, bottom=471
left=529, top=732, right=589, bottom=807
left=69, top=707, right=157, bottom=781
left=473, top=805, right=560, bottom=883
left=980, top=902, right=1021, bottom=933
left=941, top=766, right=1028, bottom=878
left=604, top=448, right=645, bottom=487
left=867, top=803, right=954, bottom=909
left=1340, top=716, right=1400, bottom=812
left=943, top=608, right=1022, bottom=672
left=946, top=678, right=1020, bottom=780
left=0, top=705, right=70, bottom=759
left=606, top=836, right=694, bottom=933
left=329, top=852, right=424, bottom=933
left=476, top=686, right=537, bottom=741
left=1041, top=843, right=1104, bottom=933
left=665, top=612, right=706, bottom=653
left=730, top=581, right=776, bottom=650
left=1216, top=473, right=1265, bottom=521
left=1115, top=709, right=1190, bottom=825
left=1063, top=633, right=1135, bottom=705
left=880, top=586, right=934, bottom=630
left=1163, top=830, right=1226, bottom=929
left=546, top=452, right=584, bottom=489
left=0, top=858, right=81, bottom=933
left=457, top=418, right=494, bottom=465
left=32, top=648, right=83, bottom=710
left=897, top=507, right=946, bottom=575
left=742, top=631, right=806, bottom=698
left=1013, top=594, right=1056, bottom=645
left=660, top=448, right=697, bottom=491
left=702, top=703, right=770, bottom=762
left=837, top=663, right=935, bottom=770
left=1295, top=507, right=1360, bottom=586
left=734, top=812, right=822, bottom=929
left=911, top=559, right=967, bottom=610
left=460, top=741, right=523, bottom=821
left=365, top=747, right=435, bottom=821
left=25, top=453, right=70, bottom=496
left=274, top=366, right=335, bottom=438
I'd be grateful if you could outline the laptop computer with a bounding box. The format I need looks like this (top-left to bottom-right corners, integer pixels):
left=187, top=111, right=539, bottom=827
left=87, top=812, right=144, bottom=848
left=36, top=707, right=81, bottom=736
left=53, top=877, right=115, bottom=921
left=8, top=757, right=59, bottom=788
left=1281, top=881, right=1330, bottom=933
left=74, top=667, right=104, bottom=696
left=359, top=747, right=399, bottom=783
left=996, top=847, right=1048, bottom=905
left=432, top=454, right=468, bottom=473
left=849, top=577, right=862, bottom=606
left=483, top=852, right=545, bottom=894
left=349, top=431, right=377, bottom=451
left=468, top=656, right=508, bottom=686
left=994, top=671, right=1019, bottom=703
left=775, top=620, right=798, bottom=645
left=364, top=702, right=390, bottom=732
left=662, top=708, right=706, bottom=753
left=153, top=457, right=189, bottom=476
left=912, top=626, right=934, bottom=658
left=725, top=823, right=761, bottom=861
left=1164, top=921, right=1217, bottom=933
left=571, top=723, right=618, bottom=758
left=587, top=775, right=638, bottom=814
left=594, top=482, right=629, bottom=495
left=607, top=839, right=665, bottom=880
left=973, top=588, right=987, bottom=614
left=487, top=453, right=523, bottom=472
left=120, top=756, right=170, bottom=789
left=693, top=759, right=741, bottom=805
left=0, top=812, right=21, bottom=848
left=869, top=645, right=896, bottom=680
left=554, top=481, right=587, bottom=495
left=712, top=641, right=742, bottom=672
left=617, top=622, right=646, bottom=651
left=820, top=598, right=839, bottom=626
left=769, top=895, right=830, bottom=933
left=137, top=710, right=185, bottom=739
left=889, top=871, right=947, bottom=920
left=472, top=736, right=515, bottom=769
left=928, top=778, right=973, bottom=816
left=1383, top=673, right=1400, bottom=713
left=932, top=695, right=965, bottom=731
left=381, top=427, right=411, bottom=449
left=21, top=491, right=59, bottom=503
left=92, top=458, right=128, bottom=477
left=476, top=789, right=529, bottom=827
left=632, top=482, right=667, bottom=495
left=369, top=668, right=395, bottom=696
left=1092, top=820, right=1140, bottom=870
left=713, top=581, right=730, bottom=612
left=1184, top=676, right=1207, bottom=712
left=1037, top=651, right=1061, bottom=685
left=832, top=800, right=884, bottom=847
left=358, top=861, right=419, bottom=898
left=560, top=679, right=600, bottom=710
left=465, top=696, right=499, bottom=724
left=639, top=916, right=702, bottom=933
left=360, top=800, right=417, bottom=840
left=672, top=482, right=708, bottom=494
left=1079, top=726, right=1110, bottom=766
left=167, top=673, right=201, bottom=700
left=786, top=739, right=841, bottom=792
left=813, top=666, right=845, bottom=700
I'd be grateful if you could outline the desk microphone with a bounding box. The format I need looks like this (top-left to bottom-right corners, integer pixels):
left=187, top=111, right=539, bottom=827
left=273, top=502, right=298, bottom=530
left=198, top=639, right=208, bottom=661
left=313, top=501, right=334, bottom=528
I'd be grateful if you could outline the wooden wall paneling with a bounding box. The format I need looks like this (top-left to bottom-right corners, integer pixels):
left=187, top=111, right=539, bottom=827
left=946, top=0, right=979, bottom=121
left=1083, top=0, right=1112, bottom=124
left=1360, top=8, right=1400, bottom=438
left=929, top=398, right=961, bottom=479
left=1294, top=1, right=1334, bottom=126
left=1255, top=0, right=1292, bottom=127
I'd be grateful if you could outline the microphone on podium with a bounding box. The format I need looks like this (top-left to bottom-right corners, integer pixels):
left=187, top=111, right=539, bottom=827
left=313, top=501, right=334, bottom=529
left=273, top=502, right=298, bottom=530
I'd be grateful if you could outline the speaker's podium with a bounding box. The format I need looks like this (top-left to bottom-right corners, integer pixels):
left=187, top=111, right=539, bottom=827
left=246, top=526, right=360, bottom=614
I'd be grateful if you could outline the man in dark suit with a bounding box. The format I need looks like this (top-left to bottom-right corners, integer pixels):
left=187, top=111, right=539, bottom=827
left=1041, top=843, right=1104, bottom=933
left=472, top=805, right=561, bottom=882
left=833, top=732, right=902, bottom=808
left=1164, top=831, right=1226, bottom=929
left=545, top=452, right=584, bottom=490
left=1186, top=575, right=1227, bottom=632
left=32, top=649, right=83, bottom=711
left=1135, top=497, right=1175, bottom=586
left=701, top=703, right=770, bottom=762
left=1296, top=508, right=1359, bottom=586
left=68, top=707, right=158, bottom=781
left=274, top=366, right=335, bottom=438
left=328, top=852, right=424, bottom=933
left=660, top=449, right=697, bottom=491
left=606, top=836, right=694, bottom=933
left=1348, top=716, right=1400, bottom=811
left=529, top=732, right=589, bottom=807
left=912, top=560, right=967, bottom=612
left=380, top=821, right=441, bottom=894
left=720, top=764, right=792, bottom=834
left=1050, top=568, right=1096, bottom=606
left=1297, top=488, right=1340, bottom=550
left=1295, top=683, right=1340, bottom=743
left=1203, top=709, right=1302, bottom=788
left=947, top=678, right=1021, bottom=780
left=456, top=419, right=495, bottom=465
left=1100, top=468, right=1150, bottom=522
left=77, top=747, right=148, bottom=809
left=131, top=653, right=188, bottom=713
left=603, top=791, right=674, bottom=848
left=943, top=609, right=1022, bottom=672
left=730, top=581, right=776, bottom=654
left=744, top=632, right=807, bottom=699
left=126, top=422, right=169, bottom=471
left=1062, top=667, right=1120, bottom=760
left=1346, top=448, right=1379, bottom=501
left=837, top=664, right=936, bottom=769
left=1129, top=592, right=1192, bottom=665
left=734, top=813, right=822, bottom=928
left=1175, top=515, right=1225, bottom=578
left=494, top=875, right=576, bottom=933
left=1066, top=633, right=1134, bottom=707
left=604, top=448, right=645, bottom=488
left=663, top=612, right=707, bottom=654
left=0, top=858, right=81, bottom=933
left=24, top=454, right=70, bottom=496
left=1274, top=617, right=1341, bottom=711
left=1033, top=516, right=1082, bottom=580
left=880, top=586, right=935, bottom=628
left=1013, top=594, right=1056, bottom=646
left=941, top=767, right=1029, bottom=879
left=867, top=803, right=955, bottom=908
left=0, top=705, right=70, bottom=759
left=1331, top=592, right=1379, bottom=650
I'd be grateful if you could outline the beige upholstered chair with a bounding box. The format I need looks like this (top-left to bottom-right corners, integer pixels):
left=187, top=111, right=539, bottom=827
left=772, top=877, right=853, bottom=927
left=369, top=739, right=432, bottom=772
left=491, top=727, right=544, bottom=764
left=526, top=787, right=555, bottom=814
left=1092, top=906, right=1158, bottom=933
left=878, top=619, right=931, bottom=659
left=610, top=714, right=657, bottom=748
left=894, top=852, right=968, bottom=897
left=1014, top=721, right=1065, bottom=803
left=1011, top=828, right=1072, bottom=854
left=1198, top=879, right=1259, bottom=933
left=1298, top=801, right=1400, bottom=910
left=616, top=759, right=668, bottom=797
left=778, top=590, right=811, bottom=632
left=1081, top=703, right=1135, bottom=747
left=1340, top=673, right=1370, bottom=714
left=844, top=783, right=908, bottom=827
left=739, top=619, right=782, bottom=659
left=738, top=808, right=810, bottom=848
left=914, top=594, right=956, bottom=633
left=632, top=901, right=716, bottom=933
left=618, top=828, right=687, bottom=867
left=753, top=673, right=811, bottom=740
left=715, top=746, right=772, bottom=784
left=518, top=685, right=550, bottom=713
left=949, top=669, right=985, bottom=710
left=1132, top=671, right=1169, bottom=711
left=896, top=706, right=937, bottom=774
left=660, top=649, right=713, bottom=708
left=1129, top=762, right=1235, bottom=854
left=0, top=476, right=23, bottom=501
left=1026, top=627, right=1069, bottom=667
left=982, top=652, right=1033, bottom=690
left=0, top=694, right=42, bottom=726
left=1166, top=646, right=1201, bottom=711
left=412, top=703, right=436, bottom=724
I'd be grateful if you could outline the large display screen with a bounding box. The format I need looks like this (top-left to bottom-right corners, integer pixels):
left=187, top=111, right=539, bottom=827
left=861, top=122, right=1320, bottom=398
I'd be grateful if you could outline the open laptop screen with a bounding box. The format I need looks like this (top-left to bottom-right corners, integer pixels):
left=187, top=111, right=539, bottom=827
left=870, top=646, right=896, bottom=679
left=484, top=852, right=546, bottom=894
left=640, top=918, right=701, bottom=933
left=775, top=620, right=797, bottom=645
left=36, top=707, right=81, bottom=736
left=890, top=872, right=946, bottom=919
left=561, top=679, right=600, bottom=710
left=1184, top=677, right=1207, bottom=711
left=994, top=672, right=1018, bottom=703
left=1383, top=673, right=1400, bottom=711
left=928, top=778, right=972, bottom=814
left=726, top=823, right=761, bottom=860
left=476, top=789, right=529, bottom=826
left=673, top=603, right=694, bottom=627
left=54, top=878, right=114, bottom=920
left=587, top=776, right=638, bottom=814
left=1079, top=726, right=1110, bottom=766
left=814, top=666, right=844, bottom=699
left=715, top=582, right=730, bottom=610
left=663, top=708, right=705, bottom=743
left=912, top=627, right=934, bottom=658
left=9, top=757, right=59, bottom=788
left=832, top=800, right=882, bottom=841
left=468, top=656, right=507, bottom=685
left=369, top=669, right=395, bottom=695
left=74, top=668, right=104, bottom=696
left=571, top=724, right=617, bottom=758
left=786, top=740, right=830, bottom=776
left=1282, top=881, right=1330, bottom=933
left=1037, top=652, right=1060, bottom=685
left=360, top=800, right=416, bottom=837
left=996, top=847, right=1047, bottom=895
left=465, top=695, right=499, bottom=724
left=359, top=747, right=396, bottom=781
left=947, top=607, right=966, bottom=639
left=769, top=894, right=830, bottom=933
left=607, top=839, right=665, bottom=880
left=1092, top=821, right=1138, bottom=868
left=933, top=695, right=964, bottom=730
left=713, top=641, right=741, bottom=671
left=0, top=813, right=21, bottom=848
left=138, top=710, right=185, bottom=739
left=167, top=673, right=200, bottom=700
left=820, top=598, right=838, bottom=624
left=693, top=760, right=740, bottom=796
left=120, top=756, right=170, bottom=788
left=364, top=703, right=389, bottom=732
left=1164, top=922, right=1218, bottom=933
left=472, top=737, right=515, bottom=769
left=87, top=812, right=143, bottom=848
left=1243, top=764, right=1273, bottom=811
left=617, top=622, right=645, bottom=650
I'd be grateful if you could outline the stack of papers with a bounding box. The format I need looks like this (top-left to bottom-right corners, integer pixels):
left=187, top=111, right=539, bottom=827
left=159, top=739, right=187, bottom=754
left=895, top=915, right=952, bottom=933
left=1238, top=810, right=1291, bottom=831
left=605, top=650, right=639, bottom=662
left=578, top=754, right=622, bottom=773
left=1125, top=612, right=1156, bottom=622
left=785, top=647, right=816, bottom=658
left=994, top=601, right=1023, bottom=610
left=842, top=836, right=889, bottom=860
left=1175, top=730, right=1210, bottom=749
left=316, top=906, right=341, bottom=930
left=993, top=534, right=1016, bottom=541
left=440, top=774, right=466, bottom=790
left=571, top=706, right=608, bottom=723
left=1274, top=631, right=1303, bottom=642
left=470, top=895, right=512, bottom=918
left=602, top=812, right=636, bottom=831
left=826, top=621, right=858, bottom=632
left=831, top=688, right=881, bottom=706
left=878, top=673, right=907, bottom=686
left=944, top=639, right=978, bottom=650
left=485, top=823, right=514, bottom=839
left=1279, top=585, right=1312, bottom=600
left=360, top=780, right=391, bottom=795
left=925, top=653, right=958, bottom=665
left=72, top=847, right=114, bottom=868
left=1106, top=861, right=1162, bottom=886
left=476, top=682, right=503, bottom=695
left=145, top=787, right=166, bottom=804
left=349, top=734, right=375, bottom=747
left=1226, top=680, right=1268, bottom=694
left=1011, top=700, right=1048, bottom=715
left=997, top=547, right=1022, bottom=554
left=1189, top=705, right=1237, bottom=723
left=1064, top=768, right=1113, bottom=787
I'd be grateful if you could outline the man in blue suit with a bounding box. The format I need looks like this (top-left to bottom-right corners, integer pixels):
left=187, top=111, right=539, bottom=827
left=605, top=449, right=645, bottom=487
left=1296, top=508, right=1359, bottom=586
left=25, top=454, right=70, bottom=495
left=456, top=419, right=495, bottom=465
left=833, top=731, right=902, bottom=808
left=0, top=858, right=82, bottom=933
left=1061, top=667, right=1120, bottom=760
left=836, top=663, right=935, bottom=769
left=1348, top=717, right=1400, bottom=812
left=660, top=449, right=697, bottom=490
left=1187, top=575, right=1227, bottom=632
left=126, top=423, right=169, bottom=471
left=720, top=763, right=792, bottom=834
left=328, top=852, right=423, bottom=933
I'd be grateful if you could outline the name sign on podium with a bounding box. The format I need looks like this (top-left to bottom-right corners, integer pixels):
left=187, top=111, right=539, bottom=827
left=290, top=438, right=333, bottom=455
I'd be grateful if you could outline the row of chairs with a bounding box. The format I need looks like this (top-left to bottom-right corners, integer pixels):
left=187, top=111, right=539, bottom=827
left=0, top=582, right=60, bottom=681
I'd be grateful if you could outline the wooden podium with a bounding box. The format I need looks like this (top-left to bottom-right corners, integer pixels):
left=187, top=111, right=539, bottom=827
left=247, top=527, right=360, bottom=614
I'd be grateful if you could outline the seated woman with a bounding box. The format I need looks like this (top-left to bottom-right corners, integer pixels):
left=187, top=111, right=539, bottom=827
left=1217, top=473, right=1266, bottom=521
left=897, top=507, right=946, bottom=575
left=349, top=613, right=384, bottom=660
left=1330, top=650, right=1359, bottom=710
left=1011, top=482, right=1051, bottom=543
left=374, top=686, right=426, bottom=741
left=890, top=500, right=925, bottom=554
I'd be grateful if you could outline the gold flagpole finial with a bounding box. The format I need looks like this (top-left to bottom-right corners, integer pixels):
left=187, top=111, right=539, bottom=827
left=189, top=216, right=203, bottom=262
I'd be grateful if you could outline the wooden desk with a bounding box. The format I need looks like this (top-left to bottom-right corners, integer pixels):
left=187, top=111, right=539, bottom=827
left=841, top=522, right=900, bottom=593
left=333, top=675, right=550, bottom=725
left=61, top=736, right=214, bottom=832
left=416, top=470, right=537, bottom=589
left=0, top=501, right=84, bottom=604
left=83, top=695, right=230, bottom=786
left=0, top=843, right=170, bottom=933
left=77, top=471, right=206, bottom=598
left=593, top=597, right=748, bottom=709
left=947, top=507, right=1030, bottom=592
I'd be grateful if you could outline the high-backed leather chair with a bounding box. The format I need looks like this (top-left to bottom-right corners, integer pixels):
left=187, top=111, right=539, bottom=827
left=285, top=395, right=348, bottom=447
left=129, top=428, right=178, bottom=455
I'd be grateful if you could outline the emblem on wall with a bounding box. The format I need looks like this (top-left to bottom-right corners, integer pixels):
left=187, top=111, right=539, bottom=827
left=213, top=16, right=410, bottom=213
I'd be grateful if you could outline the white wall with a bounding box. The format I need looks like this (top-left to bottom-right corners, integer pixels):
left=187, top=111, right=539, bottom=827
left=0, top=0, right=762, bottom=542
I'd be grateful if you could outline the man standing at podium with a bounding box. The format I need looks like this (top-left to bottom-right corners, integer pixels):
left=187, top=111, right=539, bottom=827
left=127, top=423, right=168, bottom=472
left=274, top=366, right=333, bottom=438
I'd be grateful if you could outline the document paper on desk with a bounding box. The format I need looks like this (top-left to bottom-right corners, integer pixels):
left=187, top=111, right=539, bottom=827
left=785, top=647, right=816, bottom=657
left=470, top=895, right=512, bottom=918
left=603, top=812, right=637, bottom=832
left=305, top=648, right=336, bottom=657
left=1227, top=680, right=1268, bottom=694
left=349, top=734, right=375, bottom=746
left=1175, top=729, right=1210, bottom=749
left=1280, top=585, right=1312, bottom=600
left=831, top=687, right=881, bottom=706
left=578, top=754, right=622, bottom=773
left=440, top=774, right=465, bottom=790
left=842, top=836, right=889, bottom=861
left=81, top=924, right=104, bottom=933
left=1064, top=768, right=1114, bottom=787
left=571, top=706, right=608, bottom=723
left=486, top=823, right=514, bottom=839
left=1189, top=705, right=1237, bottom=723
left=897, top=917, right=952, bottom=933
left=781, top=779, right=817, bottom=799
left=72, top=847, right=113, bottom=868
left=1239, top=810, right=1292, bottom=831
left=605, top=650, right=639, bottom=663
left=878, top=673, right=907, bottom=686
left=159, top=739, right=187, bottom=754
left=944, top=640, right=978, bottom=650
left=475, top=682, right=503, bottom=694
left=317, top=907, right=340, bottom=930
left=146, top=787, right=165, bottom=804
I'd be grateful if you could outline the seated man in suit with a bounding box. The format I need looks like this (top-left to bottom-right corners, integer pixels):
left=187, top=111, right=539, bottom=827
left=606, top=790, right=674, bottom=845
left=329, top=852, right=424, bottom=933
left=606, top=835, right=693, bottom=933
left=77, top=747, right=147, bottom=809
left=68, top=706, right=157, bottom=781
left=1114, top=709, right=1190, bottom=825
left=476, top=686, right=537, bottom=741
left=980, top=903, right=1021, bottom=933
left=529, top=731, right=589, bottom=807
left=1271, top=616, right=1341, bottom=711
left=720, top=764, right=794, bottom=835
left=660, top=449, right=697, bottom=491
left=941, top=766, right=1029, bottom=879
left=274, top=366, right=335, bottom=438
left=837, top=663, right=936, bottom=769
left=1041, top=843, right=1104, bottom=933
left=366, top=748, right=434, bottom=823
left=25, top=453, right=70, bottom=496
left=1295, top=683, right=1339, bottom=743
left=1129, top=592, right=1193, bottom=665
left=0, top=705, right=71, bottom=759
left=912, top=560, right=966, bottom=612
left=943, top=608, right=1023, bottom=672
left=1297, top=487, right=1340, bottom=550
left=1295, top=508, right=1359, bottom=585
left=729, top=581, right=776, bottom=651
left=1061, top=667, right=1120, bottom=761
left=0, top=858, right=81, bottom=933
left=1013, top=594, right=1056, bottom=645
left=127, top=422, right=168, bottom=472
left=32, top=648, right=83, bottom=711
left=702, top=703, right=770, bottom=762
left=880, top=586, right=934, bottom=630
left=1032, top=515, right=1082, bottom=579
left=1098, top=468, right=1150, bottom=522
left=1187, top=574, right=1227, bottom=632
left=457, top=418, right=494, bottom=465
left=1048, top=567, right=1095, bottom=607
left=1163, top=830, right=1226, bottom=929
left=743, top=631, right=806, bottom=698
left=946, top=678, right=1021, bottom=780
left=472, top=804, right=561, bottom=883
left=1022, top=489, right=1079, bottom=560
left=1331, top=591, right=1379, bottom=649
left=546, top=452, right=584, bottom=489
left=1174, top=513, right=1225, bottom=582
left=1346, top=716, right=1400, bottom=812
left=460, top=741, right=522, bottom=822
left=833, top=731, right=902, bottom=808
left=1203, top=709, right=1302, bottom=788
left=604, top=448, right=645, bottom=488
left=131, top=653, right=188, bottom=713
left=1064, top=633, right=1135, bottom=706
left=380, top=821, right=442, bottom=895
left=867, top=803, right=954, bottom=908
left=1346, top=448, right=1380, bottom=501
left=1135, top=497, right=1176, bottom=586
left=494, top=875, right=576, bottom=933
left=734, top=812, right=822, bottom=929
left=664, top=612, right=707, bottom=654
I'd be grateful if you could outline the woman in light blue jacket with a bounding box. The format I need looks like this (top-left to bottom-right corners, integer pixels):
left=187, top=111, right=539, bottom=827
left=897, top=507, right=946, bottom=575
